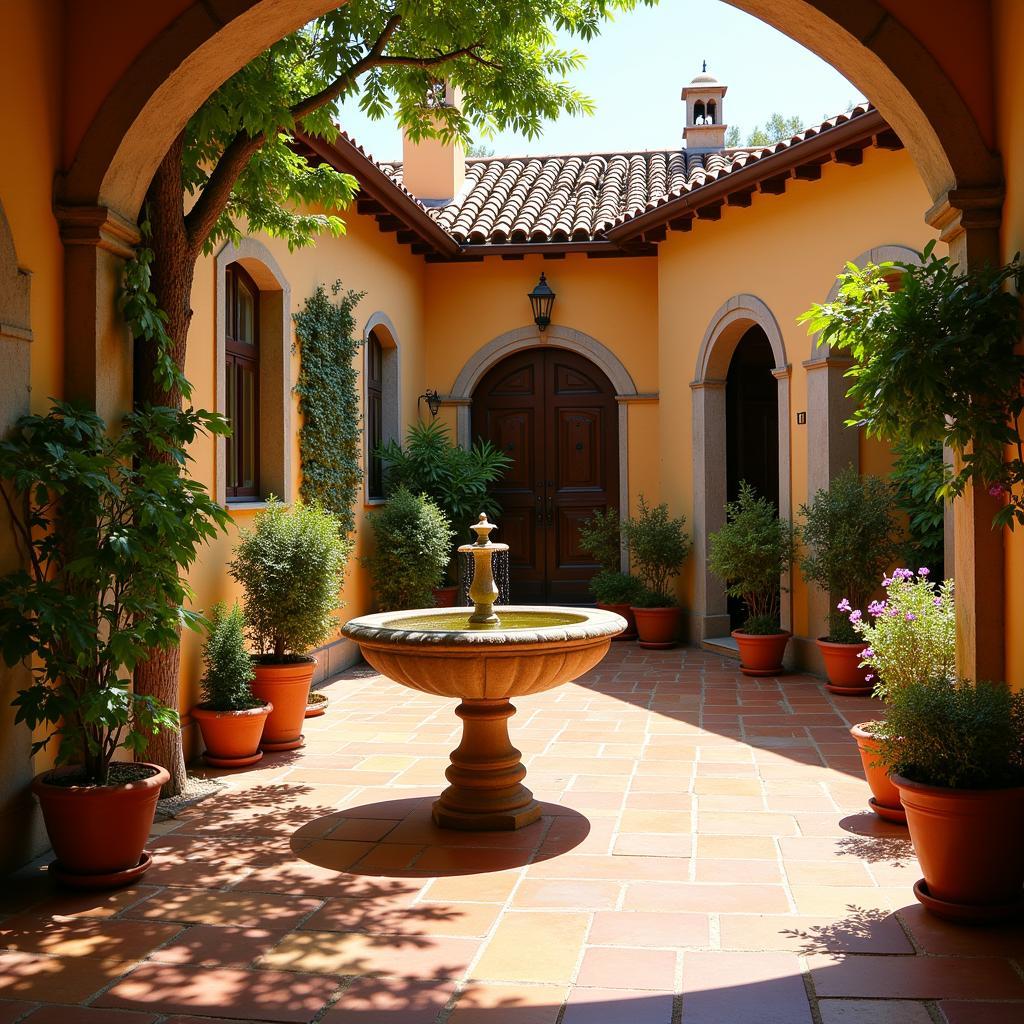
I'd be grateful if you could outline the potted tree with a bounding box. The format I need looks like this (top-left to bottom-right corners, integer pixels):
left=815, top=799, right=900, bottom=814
left=363, top=487, right=454, bottom=611
left=878, top=678, right=1024, bottom=922
left=0, top=401, right=228, bottom=887
left=708, top=482, right=794, bottom=675
left=579, top=507, right=643, bottom=640
left=800, top=468, right=902, bottom=694
left=376, top=420, right=510, bottom=603
left=622, top=497, right=691, bottom=648
left=230, top=499, right=349, bottom=751
left=842, top=568, right=955, bottom=822
left=192, top=602, right=272, bottom=767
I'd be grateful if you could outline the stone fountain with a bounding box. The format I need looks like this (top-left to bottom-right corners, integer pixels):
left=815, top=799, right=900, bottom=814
left=342, top=514, right=625, bottom=830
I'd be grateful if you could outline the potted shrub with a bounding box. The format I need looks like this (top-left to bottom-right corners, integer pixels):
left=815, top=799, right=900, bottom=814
left=800, top=468, right=902, bottom=694
left=622, top=497, right=691, bottom=648
left=376, top=420, right=510, bottom=600
left=877, top=679, right=1024, bottom=922
left=708, top=482, right=794, bottom=675
left=363, top=487, right=454, bottom=611
left=0, top=402, right=228, bottom=887
left=843, top=568, right=955, bottom=822
left=192, top=602, right=271, bottom=767
left=579, top=508, right=642, bottom=639
left=230, top=499, right=349, bottom=751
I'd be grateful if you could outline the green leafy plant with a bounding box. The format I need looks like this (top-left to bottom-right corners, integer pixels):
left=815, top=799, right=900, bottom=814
left=579, top=507, right=624, bottom=574
left=799, top=242, right=1024, bottom=529
left=891, top=440, right=946, bottom=575
left=630, top=587, right=679, bottom=609
left=293, top=282, right=365, bottom=536
left=877, top=679, right=1024, bottom=790
left=622, top=496, right=691, bottom=604
left=230, top=499, right=350, bottom=661
left=376, top=420, right=511, bottom=534
left=589, top=569, right=645, bottom=606
left=799, top=468, right=903, bottom=643
left=199, top=602, right=261, bottom=712
left=708, top=482, right=794, bottom=635
left=0, top=401, right=230, bottom=785
left=843, top=568, right=955, bottom=700
left=363, top=487, right=454, bottom=610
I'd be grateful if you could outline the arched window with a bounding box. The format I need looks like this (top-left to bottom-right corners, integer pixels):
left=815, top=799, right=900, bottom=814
left=707, top=99, right=717, bottom=125
left=225, top=262, right=259, bottom=499
left=694, top=100, right=706, bottom=125
left=366, top=329, right=384, bottom=500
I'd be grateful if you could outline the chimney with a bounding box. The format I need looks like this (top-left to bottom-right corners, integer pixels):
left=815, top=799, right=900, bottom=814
left=401, top=82, right=466, bottom=204
left=682, top=65, right=728, bottom=152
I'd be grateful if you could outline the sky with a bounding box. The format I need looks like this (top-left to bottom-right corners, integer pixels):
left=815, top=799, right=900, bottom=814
left=335, top=0, right=865, bottom=162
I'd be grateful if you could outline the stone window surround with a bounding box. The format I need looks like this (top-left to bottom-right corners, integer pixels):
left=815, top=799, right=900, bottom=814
left=443, top=323, right=653, bottom=573
left=214, top=237, right=293, bottom=509
left=362, top=311, right=401, bottom=507
left=691, top=294, right=792, bottom=645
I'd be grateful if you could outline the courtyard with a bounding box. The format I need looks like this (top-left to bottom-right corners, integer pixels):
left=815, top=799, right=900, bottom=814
left=2, top=644, right=1022, bottom=1024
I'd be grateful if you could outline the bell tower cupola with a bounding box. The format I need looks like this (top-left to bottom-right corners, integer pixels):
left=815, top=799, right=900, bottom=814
left=682, top=63, right=728, bottom=152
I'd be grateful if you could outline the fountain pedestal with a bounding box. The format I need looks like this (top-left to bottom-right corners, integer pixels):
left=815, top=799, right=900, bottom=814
left=435, top=698, right=539, bottom=830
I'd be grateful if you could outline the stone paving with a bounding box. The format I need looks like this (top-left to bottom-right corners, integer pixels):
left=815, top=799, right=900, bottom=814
left=2, top=644, right=1024, bottom=1023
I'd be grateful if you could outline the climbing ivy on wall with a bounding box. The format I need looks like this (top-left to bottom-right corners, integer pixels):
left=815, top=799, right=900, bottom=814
left=293, top=281, right=365, bottom=537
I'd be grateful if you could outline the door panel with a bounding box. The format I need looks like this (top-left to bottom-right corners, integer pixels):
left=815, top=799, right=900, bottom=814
left=472, top=347, right=619, bottom=603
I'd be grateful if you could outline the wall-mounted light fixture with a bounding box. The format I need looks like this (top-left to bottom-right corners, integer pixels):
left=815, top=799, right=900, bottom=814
left=418, top=389, right=442, bottom=418
left=528, top=273, right=556, bottom=332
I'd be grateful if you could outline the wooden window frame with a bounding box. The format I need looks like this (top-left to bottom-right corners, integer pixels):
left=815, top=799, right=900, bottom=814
left=366, top=331, right=384, bottom=500
left=225, top=263, right=260, bottom=500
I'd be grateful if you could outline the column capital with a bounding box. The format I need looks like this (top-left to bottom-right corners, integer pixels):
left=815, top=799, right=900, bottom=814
left=802, top=355, right=854, bottom=371
left=771, top=364, right=792, bottom=381
left=689, top=377, right=726, bottom=391
left=924, top=186, right=1003, bottom=248
left=55, top=205, right=140, bottom=259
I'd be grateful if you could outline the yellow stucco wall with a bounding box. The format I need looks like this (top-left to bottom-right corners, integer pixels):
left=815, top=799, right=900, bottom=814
left=656, top=146, right=935, bottom=637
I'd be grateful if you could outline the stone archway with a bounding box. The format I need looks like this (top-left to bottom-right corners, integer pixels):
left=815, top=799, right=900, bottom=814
left=691, top=295, right=791, bottom=643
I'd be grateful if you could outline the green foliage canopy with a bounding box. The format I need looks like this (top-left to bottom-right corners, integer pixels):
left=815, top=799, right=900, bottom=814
left=0, top=402, right=230, bottom=785
left=199, top=602, right=261, bottom=712
left=891, top=440, right=947, bottom=574
left=726, top=113, right=803, bottom=148
left=293, top=282, right=365, bottom=536
left=622, top=496, right=691, bottom=602
left=578, top=507, right=624, bottom=575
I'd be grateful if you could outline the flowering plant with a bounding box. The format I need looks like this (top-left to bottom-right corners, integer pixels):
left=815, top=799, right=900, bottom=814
left=838, top=567, right=955, bottom=701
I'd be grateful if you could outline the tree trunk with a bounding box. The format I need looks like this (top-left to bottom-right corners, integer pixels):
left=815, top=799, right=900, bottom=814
left=133, top=132, right=198, bottom=797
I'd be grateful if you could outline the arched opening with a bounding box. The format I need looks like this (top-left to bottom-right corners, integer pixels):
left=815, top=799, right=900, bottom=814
left=694, top=100, right=706, bottom=125
left=471, top=347, right=619, bottom=604
left=725, top=325, right=780, bottom=628
left=363, top=317, right=400, bottom=503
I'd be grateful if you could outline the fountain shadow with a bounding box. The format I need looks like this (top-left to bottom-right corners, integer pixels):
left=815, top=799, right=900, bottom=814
left=290, top=796, right=590, bottom=877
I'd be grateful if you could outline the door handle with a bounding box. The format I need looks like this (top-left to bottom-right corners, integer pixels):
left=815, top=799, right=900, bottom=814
left=536, top=494, right=544, bottom=525
left=546, top=495, right=553, bottom=527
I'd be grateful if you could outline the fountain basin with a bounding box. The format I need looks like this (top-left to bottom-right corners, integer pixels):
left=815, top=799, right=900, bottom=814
left=342, top=605, right=625, bottom=830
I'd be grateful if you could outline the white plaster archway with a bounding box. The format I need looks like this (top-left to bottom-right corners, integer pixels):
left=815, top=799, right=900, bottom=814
left=447, top=323, right=649, bottom=572
left=691, top=295, right=792, bottom=642
left=362, top=311, right=401, bottom=504
left=214, top=236, right=293, bottom=506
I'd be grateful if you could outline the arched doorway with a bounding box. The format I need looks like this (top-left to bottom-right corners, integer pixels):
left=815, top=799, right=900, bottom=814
left=725, top=325, right=780, bottom=627
left=471, top=348, right=619, bottom=604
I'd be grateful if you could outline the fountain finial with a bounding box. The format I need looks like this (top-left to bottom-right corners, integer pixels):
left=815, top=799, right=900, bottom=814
left=458, top=513, right=509, bottom=625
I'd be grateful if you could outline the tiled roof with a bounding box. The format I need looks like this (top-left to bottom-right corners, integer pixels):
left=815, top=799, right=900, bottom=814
left=381, top=104, right=875, bottom=246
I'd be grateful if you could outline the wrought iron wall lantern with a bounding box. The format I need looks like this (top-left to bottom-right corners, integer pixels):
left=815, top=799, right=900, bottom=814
left=418, top=388, right=442, bottom=418
left=528, top=273, right=556, bottom=332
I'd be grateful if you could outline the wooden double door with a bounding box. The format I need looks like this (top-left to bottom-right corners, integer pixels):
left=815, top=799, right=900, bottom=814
left=471, top=348, right=619, bottom=604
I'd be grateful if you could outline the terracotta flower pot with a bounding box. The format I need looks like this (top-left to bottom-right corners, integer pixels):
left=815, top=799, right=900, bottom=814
left=251, top=657, right=316, bottom=751
left=305, top=691, right=329, bottom=718
left=818, top=638, right=872, bottom=695
left=193, top=703, right=273, bottom=768
left=731, top=629, right=790, bottom=676
left=597, top=602, right=637, bottom=641
left=32, top=762, right=169, bottom=888
left=433, top=586, right=459, bottom=608
left=850, top=723, right=905, bottom=824
left=631, top=606, right=681, bottom=649
left=892, top=773, right=1024, bottom=923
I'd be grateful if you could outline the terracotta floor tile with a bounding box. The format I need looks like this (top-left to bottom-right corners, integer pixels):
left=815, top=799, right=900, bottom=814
left=682, top=951, right=812, bottom=1024
left=588, top=911, right=708, bottom=948
left=718, top=913, right=913, bottom=954
left=809, top=954, right=1024, bottom=999
left=0, top=1001, right=36, bottom=1024
left=618, top=810, right=691, bottom=834
left=20, top=1008, right=159, bottom=1024
left=259, top=929, right=480, bottom=979
left=147, top=925, right=289, bottom=967
left=320, top=978, right=456, bottom=1022
left=512, top=879, right=621, bottom=910
left=624, top=882, right=789, bottom=914
left=789, top=886, right=902, bottom=916
left=0, top=916, right=182, bottom=961
left=783, top=860, right=876, bottom=886
left=448, top=983, right=567, bottom=1024
left=420, top=870, right=523, bottom=904
left=697, top=811, right=798, bottom=836
left=938, top=1001, right=1024, bottom=1024
left=561, top=987, right=674, bottom=1024
left=695, top=835, right=777, bottom=860
left=612, top=834, right=692, bottom=858
left=693, top=859, right=782, bottom=883
left=576, top=947, right=676, bottom=990
left=897, top=903, right=1024, bottom=956
left=127, top=890, right=322, bottom=928
left=472, top=913, right=589, bottom=985
left=527, top=853, right=689, bottom=882
left=96, top=962, right=338, bottom=1022
left=817, top=1000, right=933, bottom=1024
left=0, top=951, right=136, bottom=1003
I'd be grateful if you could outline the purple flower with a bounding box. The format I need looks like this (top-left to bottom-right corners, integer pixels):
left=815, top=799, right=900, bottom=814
left=865, top=673, right=875, bottom=682
left=862, top=648, right=875, bottom=659
left=894, top=568, right=914, bottom=580
left=933, top=597, right=943, bottom=607
left=837, top=598, right=852, bottom=612
left=887, top=608, right=900, bottom=617
left=881, top=577, right=892, bottom=588
left=868, top=600, right=887, bottom=616
left=905, top=612, right=917, bottom=622
left=849, top=609, right=862, bottom=623
left=918, top=567, right=930, bottom=576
